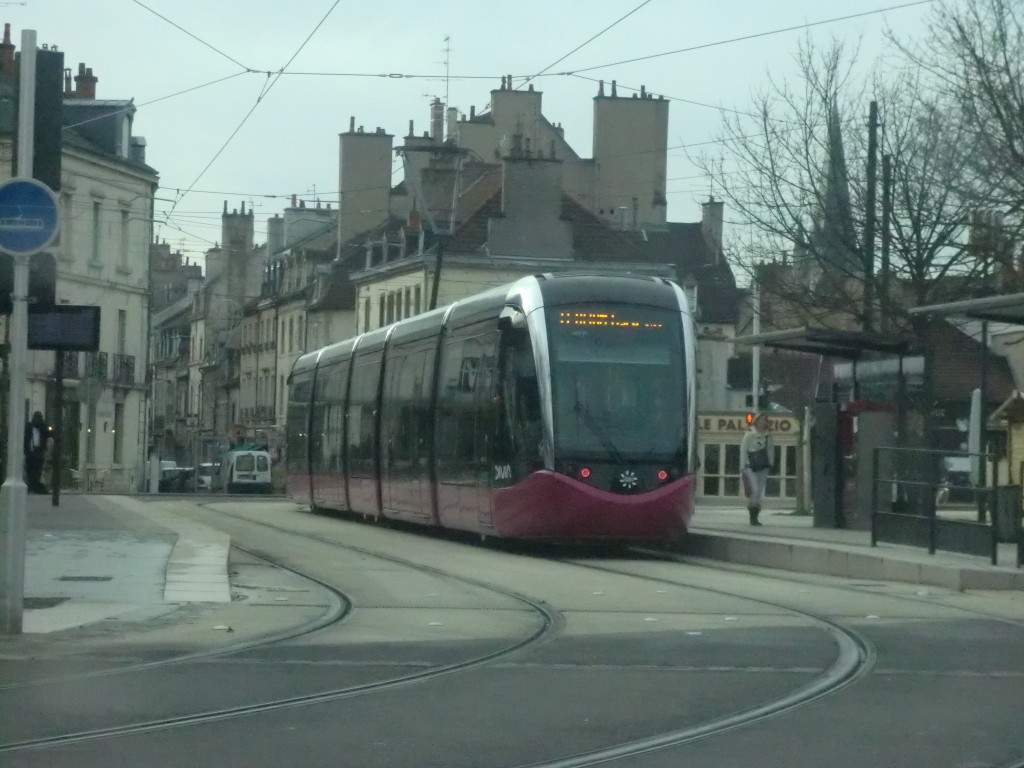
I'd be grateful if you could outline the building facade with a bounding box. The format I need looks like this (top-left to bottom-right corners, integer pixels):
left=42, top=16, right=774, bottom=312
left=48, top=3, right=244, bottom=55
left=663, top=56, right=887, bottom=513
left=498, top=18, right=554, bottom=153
left=0, top=36, right=158, bottom=492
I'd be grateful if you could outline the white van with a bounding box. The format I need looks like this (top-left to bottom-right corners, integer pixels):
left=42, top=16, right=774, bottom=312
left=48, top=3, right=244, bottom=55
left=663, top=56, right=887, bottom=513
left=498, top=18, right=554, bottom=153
left=220, top=450, right=272, bottom=494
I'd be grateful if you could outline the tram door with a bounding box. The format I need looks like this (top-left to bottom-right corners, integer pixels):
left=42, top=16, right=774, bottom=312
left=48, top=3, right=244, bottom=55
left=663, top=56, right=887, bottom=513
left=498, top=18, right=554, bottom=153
left=435, top=323, right=497, bottom=530
left=381, top=347, right=433, bottom=519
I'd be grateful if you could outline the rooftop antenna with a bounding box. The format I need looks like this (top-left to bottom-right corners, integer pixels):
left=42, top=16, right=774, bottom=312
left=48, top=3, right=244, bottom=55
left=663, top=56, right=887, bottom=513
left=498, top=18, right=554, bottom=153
left=442, top=35, right=451, bottom=109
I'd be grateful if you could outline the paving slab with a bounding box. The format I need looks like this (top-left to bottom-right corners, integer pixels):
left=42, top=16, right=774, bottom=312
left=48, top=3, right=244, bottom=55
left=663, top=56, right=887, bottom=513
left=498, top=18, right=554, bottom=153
left=20, top=494, right=231, bottom=634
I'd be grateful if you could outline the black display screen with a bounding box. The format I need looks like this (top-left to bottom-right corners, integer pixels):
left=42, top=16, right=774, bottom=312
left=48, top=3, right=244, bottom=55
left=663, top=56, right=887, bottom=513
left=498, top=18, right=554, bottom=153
left=28, top=305, right=101, bottom=351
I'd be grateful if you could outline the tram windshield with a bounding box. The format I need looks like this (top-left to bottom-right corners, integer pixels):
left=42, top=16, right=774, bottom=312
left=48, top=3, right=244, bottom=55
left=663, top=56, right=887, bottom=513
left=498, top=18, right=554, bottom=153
left=547, top=304, right=687, bottom=461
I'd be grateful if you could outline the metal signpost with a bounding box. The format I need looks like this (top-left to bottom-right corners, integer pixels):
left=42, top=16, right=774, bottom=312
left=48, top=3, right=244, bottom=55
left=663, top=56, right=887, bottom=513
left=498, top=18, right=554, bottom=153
left=1, top=29, right=60, bottom=634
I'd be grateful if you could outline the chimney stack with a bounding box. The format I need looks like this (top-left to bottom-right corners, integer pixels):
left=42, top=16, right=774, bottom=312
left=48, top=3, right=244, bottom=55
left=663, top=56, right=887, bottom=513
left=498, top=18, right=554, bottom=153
left=430, top=97, right=443, bottom=143
left=0, top=23, right=14, bottom=75
left=63, top=66, right=73, bottom=96
left=74, top=62, right=97, bottom=99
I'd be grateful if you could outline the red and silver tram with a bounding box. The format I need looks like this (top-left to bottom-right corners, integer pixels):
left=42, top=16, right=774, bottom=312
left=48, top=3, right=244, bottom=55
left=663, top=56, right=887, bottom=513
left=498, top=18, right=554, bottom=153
left=285, top=274, right=697, bottom=541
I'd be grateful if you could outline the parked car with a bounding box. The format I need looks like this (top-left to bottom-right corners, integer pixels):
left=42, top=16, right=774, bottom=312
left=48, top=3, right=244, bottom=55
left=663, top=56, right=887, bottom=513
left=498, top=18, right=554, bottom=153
left=158, top=460, right=179, bottom=492
left=220, top=450, right=272, bottom=494
left=197, top=462, right=220, bottom=492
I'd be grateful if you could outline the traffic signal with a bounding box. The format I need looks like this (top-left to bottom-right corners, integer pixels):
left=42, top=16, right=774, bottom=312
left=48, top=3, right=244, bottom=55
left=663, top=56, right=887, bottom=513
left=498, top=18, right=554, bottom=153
left=746, top=412, right=754, bottom=425
left=0, top=250, right=56, bottom=314
left=10, top=47, right=63, bottom=191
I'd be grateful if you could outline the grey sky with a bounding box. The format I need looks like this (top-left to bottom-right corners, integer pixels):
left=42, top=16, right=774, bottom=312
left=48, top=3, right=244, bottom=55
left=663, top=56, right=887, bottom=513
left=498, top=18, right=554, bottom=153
left=17, top=0, right=932, bottom=260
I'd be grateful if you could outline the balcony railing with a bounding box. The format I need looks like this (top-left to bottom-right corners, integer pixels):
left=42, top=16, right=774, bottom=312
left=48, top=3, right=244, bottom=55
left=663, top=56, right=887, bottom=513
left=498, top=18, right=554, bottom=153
left=56, top=351, right=81, bottom=379
left=112, top=354, right=136, bottom=386
left=85, top=352, right=108, bottom=381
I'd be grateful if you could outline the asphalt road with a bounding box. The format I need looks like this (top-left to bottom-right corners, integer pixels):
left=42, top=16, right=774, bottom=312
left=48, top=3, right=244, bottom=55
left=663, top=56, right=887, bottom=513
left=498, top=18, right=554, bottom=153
left=3, top=498, right=1023, bottom=768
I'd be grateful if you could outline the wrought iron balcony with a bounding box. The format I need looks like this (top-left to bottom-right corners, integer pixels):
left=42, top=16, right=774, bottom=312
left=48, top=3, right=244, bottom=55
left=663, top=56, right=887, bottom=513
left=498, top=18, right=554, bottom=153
left=112, top=354, right=136, bottom=386
left=56, top=351, right=81, bottom=379
left=85, top=352, right=108, bottom=380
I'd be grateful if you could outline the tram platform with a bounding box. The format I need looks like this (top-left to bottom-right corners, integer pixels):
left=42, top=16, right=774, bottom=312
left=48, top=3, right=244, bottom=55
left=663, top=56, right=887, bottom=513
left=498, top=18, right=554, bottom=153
left=686, top=506, right=1024, bottom=591
left=19, top=493, right=230, bottom=634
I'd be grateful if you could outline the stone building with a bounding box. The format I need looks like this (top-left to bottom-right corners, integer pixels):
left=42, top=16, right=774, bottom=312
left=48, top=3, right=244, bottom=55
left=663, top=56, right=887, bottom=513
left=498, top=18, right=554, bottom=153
left=0, top=27, right=158, bottom=491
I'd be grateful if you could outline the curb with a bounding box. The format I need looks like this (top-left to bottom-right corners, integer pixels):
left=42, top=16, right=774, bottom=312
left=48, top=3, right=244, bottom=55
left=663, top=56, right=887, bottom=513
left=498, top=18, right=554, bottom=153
left=681, top=531, right=1024, bottom=591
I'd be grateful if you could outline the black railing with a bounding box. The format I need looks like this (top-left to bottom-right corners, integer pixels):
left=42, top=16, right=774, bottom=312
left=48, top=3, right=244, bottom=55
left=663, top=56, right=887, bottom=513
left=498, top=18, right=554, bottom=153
left=56, top=351, right=80, bottom=379
left=85, top=352, right=108, bottom=380
left=112, top=354, right=135, bottom=386
left=871, top=446, right=1023, bottom=567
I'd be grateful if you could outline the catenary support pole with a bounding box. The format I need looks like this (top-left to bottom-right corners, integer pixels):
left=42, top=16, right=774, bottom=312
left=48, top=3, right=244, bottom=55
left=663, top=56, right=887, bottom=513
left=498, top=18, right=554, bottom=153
left=1, top=29, right=37, bottom=634
left=862, top=100, right=878, bottom=333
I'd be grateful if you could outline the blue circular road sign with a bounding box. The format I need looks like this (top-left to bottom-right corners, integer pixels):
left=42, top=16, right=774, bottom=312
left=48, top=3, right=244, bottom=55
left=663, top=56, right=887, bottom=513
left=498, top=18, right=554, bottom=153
left=0, top=177, right=59, bottom=256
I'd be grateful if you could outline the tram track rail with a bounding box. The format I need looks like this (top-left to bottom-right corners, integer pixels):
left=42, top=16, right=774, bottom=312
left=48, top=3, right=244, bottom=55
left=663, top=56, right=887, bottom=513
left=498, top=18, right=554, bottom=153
left=0, top=544, right=351, bottom=692
left=14, top=503, right=1023, bottom=764
left=509, top=554, right=876, bottom=767
left=0, top=509, right=562, bottom=755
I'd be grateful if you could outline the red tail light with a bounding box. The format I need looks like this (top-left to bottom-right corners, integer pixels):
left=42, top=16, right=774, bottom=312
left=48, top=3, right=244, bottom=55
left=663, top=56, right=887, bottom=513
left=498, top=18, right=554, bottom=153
left=579, top=467, right=591, bottom=479
left=657, top=469, right=669, bottom=481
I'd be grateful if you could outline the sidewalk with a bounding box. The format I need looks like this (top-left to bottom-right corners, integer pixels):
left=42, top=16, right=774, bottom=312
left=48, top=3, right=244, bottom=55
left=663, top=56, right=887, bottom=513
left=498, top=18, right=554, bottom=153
left=21, top=493, right=231, bottom=634
left=685, top=506, right=1024, bottom=591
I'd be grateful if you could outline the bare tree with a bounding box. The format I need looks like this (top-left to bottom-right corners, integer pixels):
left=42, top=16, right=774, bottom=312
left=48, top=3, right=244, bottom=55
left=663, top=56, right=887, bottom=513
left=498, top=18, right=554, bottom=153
left=697, top=40, right=869, bottom=331
left=893, top=0, right=1024, bottom=277
left=697, top=37, right=988, bottom=333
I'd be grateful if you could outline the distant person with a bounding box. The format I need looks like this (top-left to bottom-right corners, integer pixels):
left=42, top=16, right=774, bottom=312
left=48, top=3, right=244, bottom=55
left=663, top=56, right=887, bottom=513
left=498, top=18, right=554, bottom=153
left=740, top=413, right=774, bottom=526
left=24, top=411, right=49, bottom=494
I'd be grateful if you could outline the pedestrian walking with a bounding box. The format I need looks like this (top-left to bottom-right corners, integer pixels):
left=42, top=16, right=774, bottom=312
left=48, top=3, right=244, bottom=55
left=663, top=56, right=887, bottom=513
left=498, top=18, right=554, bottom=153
left=24, top=410, right=50, bottom=494
left=740, top=413, right=774, bottom=526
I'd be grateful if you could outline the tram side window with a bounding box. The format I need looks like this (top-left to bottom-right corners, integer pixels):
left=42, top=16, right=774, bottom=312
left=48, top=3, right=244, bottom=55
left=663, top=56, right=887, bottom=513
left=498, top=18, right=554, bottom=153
left=326, top=363, right=348, bottom=475
left=436, top=326, right=499, bottom=481
left=348, top=358, right=381, bottom=478
left=498, top=330, right=542, bottom=470
left=311, top=370, right=329, bottom=477
left=286, top=376, right=311, bottom=474
left=383, top=348, right=432, bottom=472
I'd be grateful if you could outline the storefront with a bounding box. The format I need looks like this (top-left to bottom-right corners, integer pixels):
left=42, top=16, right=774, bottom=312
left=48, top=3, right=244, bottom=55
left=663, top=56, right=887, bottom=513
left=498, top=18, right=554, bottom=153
left=696, top=412, right=801, bottom=506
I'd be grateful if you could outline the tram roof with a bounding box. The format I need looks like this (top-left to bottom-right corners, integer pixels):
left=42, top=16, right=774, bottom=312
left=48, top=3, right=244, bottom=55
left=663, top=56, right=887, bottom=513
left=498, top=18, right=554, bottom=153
left=908, top=292, right=1024, bottom=325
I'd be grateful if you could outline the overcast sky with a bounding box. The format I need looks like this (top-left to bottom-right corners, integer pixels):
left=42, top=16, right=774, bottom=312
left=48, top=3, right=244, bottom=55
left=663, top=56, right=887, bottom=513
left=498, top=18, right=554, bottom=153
left=15, top=0, right=933, bottom=261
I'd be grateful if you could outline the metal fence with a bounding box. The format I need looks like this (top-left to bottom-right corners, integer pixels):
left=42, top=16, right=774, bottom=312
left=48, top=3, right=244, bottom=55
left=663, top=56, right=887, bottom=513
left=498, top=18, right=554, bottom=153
left=871, top=446, right=1023, bottom=567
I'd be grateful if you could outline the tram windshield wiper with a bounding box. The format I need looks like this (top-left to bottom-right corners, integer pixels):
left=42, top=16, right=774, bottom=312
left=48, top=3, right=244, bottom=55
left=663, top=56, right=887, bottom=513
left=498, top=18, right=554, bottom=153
left=573, top=393, right=625, bottom=466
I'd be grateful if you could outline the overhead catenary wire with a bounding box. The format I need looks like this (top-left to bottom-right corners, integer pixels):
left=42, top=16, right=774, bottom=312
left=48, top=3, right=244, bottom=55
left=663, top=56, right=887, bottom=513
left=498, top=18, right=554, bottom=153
left=561, top=0, right=935, bottom=74
left=162, top=0, right=342, bottom=222
left=517, top=0, right=656, bottom=91
left=129, top=0, right=252, bottom=72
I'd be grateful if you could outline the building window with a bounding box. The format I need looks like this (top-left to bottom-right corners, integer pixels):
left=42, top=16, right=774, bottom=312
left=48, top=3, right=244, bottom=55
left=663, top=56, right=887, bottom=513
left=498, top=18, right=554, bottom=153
left=378, top=295, right=385, bottom=328
left=296, top=316, right=303, bottom=351
left=91, top=201, right=101, bottom=263
left=119, top=210, right=130, bottom=270
left=60, top=193, right=73, bottom=260
left=117, top=310, right=127, bottom=355
left=405, top=288, right=412, bottom=318
left=279, top=374, right=285, bottom=416
left=699, top=440, right=797, bottom=500
left=113, top=403, right=124, bottom=464
left=288, top=316, right=294, bottom=353
left=414, top=285, right=422, bottom=315
left=386, top=292, right=395, bottom=324
left=363, top=298, right=371, bottom=333
left=280, top=319, right=285, bottom=352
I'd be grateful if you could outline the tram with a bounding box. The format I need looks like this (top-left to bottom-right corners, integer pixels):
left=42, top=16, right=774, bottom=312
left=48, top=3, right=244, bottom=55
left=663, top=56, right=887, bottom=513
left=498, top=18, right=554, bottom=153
left=284, top=274, right=697, bottom=541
